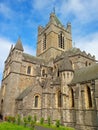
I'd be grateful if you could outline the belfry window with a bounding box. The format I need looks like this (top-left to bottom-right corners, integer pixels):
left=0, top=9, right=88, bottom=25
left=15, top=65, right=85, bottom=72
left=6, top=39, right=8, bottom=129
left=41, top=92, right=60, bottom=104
left=43, top=33, right=46, bottom=50
left=27, top=66, right=31, bottom=74
left=58, top=32, right=65, bottom=49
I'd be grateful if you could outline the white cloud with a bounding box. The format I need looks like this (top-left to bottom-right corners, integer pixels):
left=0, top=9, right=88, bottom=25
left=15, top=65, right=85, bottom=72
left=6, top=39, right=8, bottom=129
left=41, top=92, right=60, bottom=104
left=58, top=0, right=98, bottom=24
left=75, top=32, right=98, bottom=60
left=0, top=3, right=13, bottom=19
left=0, top=37, right=13, bottom=86
left=24, top=44, right=36, bottom=56
left=32, top=0, right=55, bottom=10
left=0, top=37, right=13, bottom=70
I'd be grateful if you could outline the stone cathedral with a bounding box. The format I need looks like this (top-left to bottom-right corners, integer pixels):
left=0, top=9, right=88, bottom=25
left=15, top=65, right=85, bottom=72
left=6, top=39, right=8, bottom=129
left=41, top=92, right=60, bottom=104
left=0, top=13, right=98, bottom=130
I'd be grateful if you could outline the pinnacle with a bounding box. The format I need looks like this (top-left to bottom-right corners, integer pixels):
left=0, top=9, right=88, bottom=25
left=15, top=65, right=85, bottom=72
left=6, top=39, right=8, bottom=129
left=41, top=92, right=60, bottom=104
left=15, top=37, right=24, bottom=51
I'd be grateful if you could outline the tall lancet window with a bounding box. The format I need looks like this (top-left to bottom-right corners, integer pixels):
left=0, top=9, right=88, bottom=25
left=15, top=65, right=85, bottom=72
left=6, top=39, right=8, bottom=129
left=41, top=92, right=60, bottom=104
left=70, top=88, right=74, bottom=107
left=85, top=86, right=92, bottom=108
left=69, top=88, right=74, bottom=108
left=27, top=66, right=31, bottom=74
left=35, top=95, right=39, bottom=107
left=58, top=32, right=65, bottom=49
left=43, top=33, right=46, bottom=50
left=34, top=94, right=41, bottom=108
left=58, top=90, right=62, bottom=107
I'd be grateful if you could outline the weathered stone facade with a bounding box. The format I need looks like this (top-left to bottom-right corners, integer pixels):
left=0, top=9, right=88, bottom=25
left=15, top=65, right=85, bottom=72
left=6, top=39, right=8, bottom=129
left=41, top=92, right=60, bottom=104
left=0, top=13, right=98, bottom=130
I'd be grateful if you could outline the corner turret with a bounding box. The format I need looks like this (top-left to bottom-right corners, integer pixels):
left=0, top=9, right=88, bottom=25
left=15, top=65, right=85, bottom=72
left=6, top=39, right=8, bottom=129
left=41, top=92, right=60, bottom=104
left=59, top=55, right=74, bottom=84
left=66, top=22, right=71, bottom=34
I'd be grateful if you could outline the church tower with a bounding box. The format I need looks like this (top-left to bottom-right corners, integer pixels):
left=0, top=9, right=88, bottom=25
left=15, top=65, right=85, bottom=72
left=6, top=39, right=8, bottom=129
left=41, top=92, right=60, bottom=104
left=37, top=12, right=72, bottom=61
left=0, top=38, right=24, bottom=117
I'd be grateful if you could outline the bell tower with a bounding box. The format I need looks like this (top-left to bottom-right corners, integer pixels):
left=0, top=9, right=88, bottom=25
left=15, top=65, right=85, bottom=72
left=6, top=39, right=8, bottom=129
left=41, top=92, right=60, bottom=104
left=36, top=12, right=72, bottom=61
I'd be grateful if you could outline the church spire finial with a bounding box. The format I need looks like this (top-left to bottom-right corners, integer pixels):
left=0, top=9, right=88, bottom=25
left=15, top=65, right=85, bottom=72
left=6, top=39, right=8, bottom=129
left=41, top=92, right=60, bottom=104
left=53, top=6, right=55, bottom=14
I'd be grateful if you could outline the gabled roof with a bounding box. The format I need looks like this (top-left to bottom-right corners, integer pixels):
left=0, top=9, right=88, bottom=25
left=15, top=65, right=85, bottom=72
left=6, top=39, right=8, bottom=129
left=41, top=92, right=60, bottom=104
left=14, top=38, right=24, bottom=51
left=54, top=47, right=95, bottom=63
left=16, top=86, right=33, bottom=100
left=66, top=48, right=95, bottom=60
left=23, top=53, right=46, bottom=65
left=70, top=63, right=98, bottom=85
left=54, top=14, right=62, bottom=26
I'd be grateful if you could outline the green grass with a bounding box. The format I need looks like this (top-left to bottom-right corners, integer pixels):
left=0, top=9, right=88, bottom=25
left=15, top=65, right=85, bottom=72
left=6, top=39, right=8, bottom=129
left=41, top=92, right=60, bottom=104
left=36, top=123, right=75, bottom=130
left=0, top=122, right=31, bottom=130
left=0, top=122, right=75, bottom=130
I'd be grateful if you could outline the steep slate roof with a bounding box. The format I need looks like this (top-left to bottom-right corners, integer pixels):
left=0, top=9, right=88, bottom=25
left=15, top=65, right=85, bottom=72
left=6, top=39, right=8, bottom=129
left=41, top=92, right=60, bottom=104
left=23, top=53, right=46, bottom=65
left=15, top=38, right=24, bottom=51
left=50, top=12, right=63, bottom=27
left=59, top=55, right=73, bottom=72
left=70, top=63, right=98, bottom=85
left=16, top=86, right=33, bottom=100
left=54, top=47, right=95, bottom=63
left=54, top=14, right=62, bottom=26
left=66, top=48, right=95, bottom=60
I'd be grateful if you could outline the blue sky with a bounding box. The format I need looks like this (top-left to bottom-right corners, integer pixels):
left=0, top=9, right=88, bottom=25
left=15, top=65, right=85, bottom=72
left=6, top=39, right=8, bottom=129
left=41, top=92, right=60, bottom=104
left=0, top=0, right=98, bottom=85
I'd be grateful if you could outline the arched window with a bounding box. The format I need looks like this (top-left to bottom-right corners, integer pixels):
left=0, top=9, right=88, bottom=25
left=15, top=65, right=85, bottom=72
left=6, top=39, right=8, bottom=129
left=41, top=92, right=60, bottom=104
left=42, top=69, right=45, bottom=77
left=70, top=88, right=74, bottom=108
left=34, top=95, right=41, bottom=108
left=2, top=85, right=6, bottom=96
left=35, top=96, right=39, bottom=107
left=1, top=99, right=3, bottom=114
left=85, top=86, right=92, bottom=108
left=58, top=90, right=62, bottom=107
left=70, top=60, right=72, bottom=65
left=85, top=61, right=88, bottom=66
left=27, top=66, right=31, bottom=74
left=57, top=69, right=60, bottom=77
left=43, top=33, right=46, bottom=50
left=58, top=32, right=65, bottom=49
left=1, top=99, right=3, bottom=104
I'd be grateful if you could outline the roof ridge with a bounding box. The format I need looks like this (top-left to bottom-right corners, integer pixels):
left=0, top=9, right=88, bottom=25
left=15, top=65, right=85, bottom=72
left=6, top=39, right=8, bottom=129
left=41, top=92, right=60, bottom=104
left=23, top=53, right=45, bottom=60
